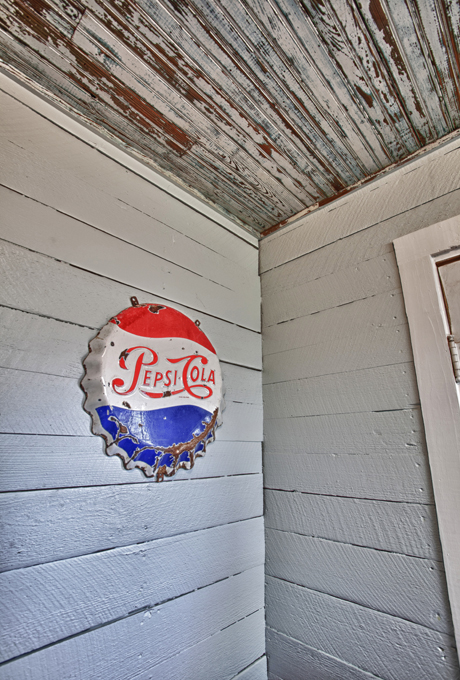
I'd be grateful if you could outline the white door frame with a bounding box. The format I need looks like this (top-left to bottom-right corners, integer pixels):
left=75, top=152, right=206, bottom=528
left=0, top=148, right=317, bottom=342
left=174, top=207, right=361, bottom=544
left=394, top=216, right=460, bottom=656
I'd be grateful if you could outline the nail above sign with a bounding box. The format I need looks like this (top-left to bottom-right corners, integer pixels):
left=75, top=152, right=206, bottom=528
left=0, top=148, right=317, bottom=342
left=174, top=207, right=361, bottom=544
left=81, top=300, right=225, bottom=481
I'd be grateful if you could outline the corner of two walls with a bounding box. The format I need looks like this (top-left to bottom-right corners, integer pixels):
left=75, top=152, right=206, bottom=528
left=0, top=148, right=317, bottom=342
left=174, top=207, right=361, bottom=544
left=260, top=135, right=460, bottom=680
left=4, top=66, right=460, bottom=680
left=0, top=74, right=266, bottom=680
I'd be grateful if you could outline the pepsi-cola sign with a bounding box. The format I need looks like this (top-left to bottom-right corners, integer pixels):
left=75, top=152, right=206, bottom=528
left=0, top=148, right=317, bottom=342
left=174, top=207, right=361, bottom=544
left=82, top=301, right=224, bottom=481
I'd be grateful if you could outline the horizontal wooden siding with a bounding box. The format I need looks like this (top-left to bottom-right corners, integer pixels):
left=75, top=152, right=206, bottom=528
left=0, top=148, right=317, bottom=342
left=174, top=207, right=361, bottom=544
left=261, top=133, right=460, bottom=679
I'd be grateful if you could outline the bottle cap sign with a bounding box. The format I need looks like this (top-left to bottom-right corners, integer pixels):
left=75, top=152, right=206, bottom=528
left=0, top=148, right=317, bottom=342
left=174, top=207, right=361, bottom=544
left=81, top=302, right=224, bottom=481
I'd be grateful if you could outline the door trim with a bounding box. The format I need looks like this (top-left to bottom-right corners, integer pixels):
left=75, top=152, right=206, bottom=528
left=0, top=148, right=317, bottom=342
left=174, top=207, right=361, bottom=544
left=394, top=215, right=460, bottom=656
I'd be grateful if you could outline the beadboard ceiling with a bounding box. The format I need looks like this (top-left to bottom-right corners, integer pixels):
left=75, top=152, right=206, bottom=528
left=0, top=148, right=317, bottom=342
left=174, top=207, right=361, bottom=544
left=1, top=0, right=459, bottom=237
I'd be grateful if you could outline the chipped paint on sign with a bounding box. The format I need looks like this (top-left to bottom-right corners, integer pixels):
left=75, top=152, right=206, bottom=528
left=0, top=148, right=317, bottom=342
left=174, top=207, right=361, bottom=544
left=81, top=300, right=225, bottom=481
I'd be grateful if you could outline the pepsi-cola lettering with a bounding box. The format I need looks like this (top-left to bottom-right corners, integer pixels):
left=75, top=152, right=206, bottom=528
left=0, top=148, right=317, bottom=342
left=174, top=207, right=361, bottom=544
left=111, top=346, right=216, bottom=400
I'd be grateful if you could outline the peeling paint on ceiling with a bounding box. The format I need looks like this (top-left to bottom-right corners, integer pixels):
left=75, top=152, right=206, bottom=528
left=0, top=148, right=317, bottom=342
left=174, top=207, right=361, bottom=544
left=0, top=0, right=459, bottom=236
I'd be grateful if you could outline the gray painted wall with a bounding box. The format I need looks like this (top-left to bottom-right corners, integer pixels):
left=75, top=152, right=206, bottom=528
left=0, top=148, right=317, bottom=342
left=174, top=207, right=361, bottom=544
left=261, top=135, right=460, bottom=680
left=0, top=76, right=267, bottom=680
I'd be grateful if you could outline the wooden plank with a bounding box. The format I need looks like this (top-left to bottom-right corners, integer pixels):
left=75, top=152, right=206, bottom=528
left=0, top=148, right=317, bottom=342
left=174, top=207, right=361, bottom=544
left=261, top=186, right=460, bottom=296
left=263, top=321, right=411, bottom=385
left=262, top=0, right=409, bottom=163
left=296, top=0, right=419, bottom=157
left=0, top=571, right=264, bottom=679
left=264, top=489, right=442, bottom=560
left=263, top=452, right=434, bottom=503
left=260, top=138, right=460, bottom=272
left=0, top=115, right=258, bottom=293
left=262, top=253, right=400, bottom=327
left=69, top=0, right=320, bottom=205
left=232, top=657, right=267, bottom=680
left=394, top=217, right=460, bottom=657
left=265, top=529, right=451, bottom=633
left=0, top=306, right=262, bottom=406
left=0, top=185, right=261, bottom=331
left=69, top=14, right=305, bottom=217
left=0, top=88, right=258, bottom=275
left=0, top=366, right=263, bottom=441
left=262, top=288, right=407, bottom=361
left=358, top=0, right=455, bottom=139
left=0, top=6, right=279, bottom=229
left=136, top=0, right=369, bottom=187
left=0, top=27, right=272, bottom=232
left=219, top=0, right=388, bottom=172
left=0, top=240, right=262, bottom=369
left=439, top=258, right=460, bottom=337
left=132, top=609, right=266, bottom=680
left=0, top=435, right=262, bottom=491
left=54, top=6, right=304, bottom=222
left=266, top=577, right=460, bottom=680
left=6, top=7, right=286, bottom=228
left=264, top=408, right=424, bottom=455
left=1, top=518, right=263, bottom=661
left=263, top=363, right=418, bottom=419
left=0, top=70, right=259, bottom=250
left=266, top=628, right=383, bottom=680
left=0, top=474, right=263, bottom=571
left=114, top=0, right=336, bottom=198
left=65, top=8, right=302, bottom=222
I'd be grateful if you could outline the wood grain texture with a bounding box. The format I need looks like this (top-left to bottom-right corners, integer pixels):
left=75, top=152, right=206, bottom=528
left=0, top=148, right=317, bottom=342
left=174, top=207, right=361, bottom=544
left=263, top=289, right=409, bottom=370
left=262, top=285, right=406, bottom=356
left=0, top=474, right=263, bottom=571
left=261, top=138, right=460, bottom=267
left=0, top=77, right=266, bottom=677
left=266, top=628, right=384, bottom=680
left=260, top=124, right=460, bottom=680
left=0, top=0, right=459, bottom=234
left=1, top=518, right=263, bottom=661
left=263, top=452, right=434, bottom=503
left=266, top=577, right=460, bottom=680
left=0, top=4, right=278, bottom=229
left=0, top=434, right=262, bottom=491
left=0, top=13, right=276, bottom=230
left=394, top=217, right=460, bottom=656
left=0, top=366, right=262, bottom=441
left=133, top=610, right=265, bottom=680
left=232, top=657, right=267, bottom=680
left=0, top=305, right=262, bottom=406
left=261, top=187, right=460, bottom=296
left=0, top=72, right=259, bottom=249
left=263, top=362, right=419, bottom=419
left=264, top=490, right=442, bottom=560
left=264, top=329, right=413, bottom=390
left=0, top=239, right=262, bottom=369
left=262, top=253, right=400, bottom=327
left=0, top=185, right=261, bottom=330
left=357, top=0, right=459, bottom=138
left=0, top=87, right=259, bottom=270
left=266, top=529, right=452, bottom=633
left=263, top=323, right=411, bottom=384
left=69, top=10, right=305, bottom=214
left=0, top=571, right=264, bottom=679
left=264, top=408, right=424, bottom=455
left=271, top=0, right=416, bottom=160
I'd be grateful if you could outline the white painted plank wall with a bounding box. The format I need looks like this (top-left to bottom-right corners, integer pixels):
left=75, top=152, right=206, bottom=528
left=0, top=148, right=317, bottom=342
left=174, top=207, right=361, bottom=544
left=0, top=78, right=266, bottom=678
left=261, top=135, right=460, bottom=679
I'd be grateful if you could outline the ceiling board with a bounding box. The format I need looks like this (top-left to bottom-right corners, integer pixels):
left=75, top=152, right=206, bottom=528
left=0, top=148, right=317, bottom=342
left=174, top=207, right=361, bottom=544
left=0, top=0, right=459, bottom=236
